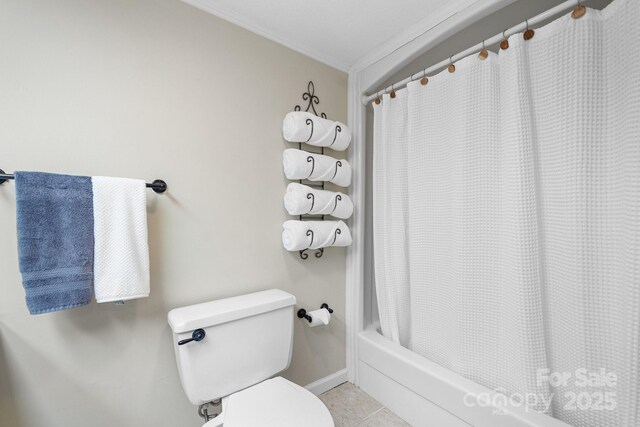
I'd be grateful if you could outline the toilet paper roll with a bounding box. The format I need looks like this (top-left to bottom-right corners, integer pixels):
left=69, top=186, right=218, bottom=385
left=306, top=308, right=331, bottom=327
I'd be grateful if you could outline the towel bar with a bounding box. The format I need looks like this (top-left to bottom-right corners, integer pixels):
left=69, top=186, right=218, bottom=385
left=0, top=169, right=168, bottom=193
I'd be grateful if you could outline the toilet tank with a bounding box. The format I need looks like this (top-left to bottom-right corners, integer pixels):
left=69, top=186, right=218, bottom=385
left=168, top=289, right=296, bottom=405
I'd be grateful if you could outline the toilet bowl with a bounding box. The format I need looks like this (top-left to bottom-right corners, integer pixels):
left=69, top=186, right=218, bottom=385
left=204, top=377, right=333, bottom=427
left=168, top=289, right=334, bottom=426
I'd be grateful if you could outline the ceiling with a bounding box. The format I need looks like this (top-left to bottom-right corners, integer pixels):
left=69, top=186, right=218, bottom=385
left=182, top=0, right=474, bottom=71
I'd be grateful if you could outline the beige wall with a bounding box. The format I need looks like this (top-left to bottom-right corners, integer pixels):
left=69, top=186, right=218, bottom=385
left=0, top=0, right=347, bottom=426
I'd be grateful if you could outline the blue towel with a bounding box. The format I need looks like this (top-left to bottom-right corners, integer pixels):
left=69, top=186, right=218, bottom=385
left=15, top=172, right=94, bottom=314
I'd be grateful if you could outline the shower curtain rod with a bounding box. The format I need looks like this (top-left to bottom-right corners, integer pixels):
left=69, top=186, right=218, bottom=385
left=0, top=170, right=168, bottom=193
left=362, top=0, right=585, bottom=105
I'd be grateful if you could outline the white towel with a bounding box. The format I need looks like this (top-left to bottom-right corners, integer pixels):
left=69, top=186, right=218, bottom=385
left=282, top=220, right=352, bottom=251
left=92, top=176, right=150, bottom=303
left=282, top=111, right=351, bottom=151
left=284, top=183, right=353, bottom=219
left=282, top=149, right=351, bottom=187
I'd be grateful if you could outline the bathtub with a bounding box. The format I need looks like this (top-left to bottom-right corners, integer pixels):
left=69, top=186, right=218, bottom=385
left=357, top=325, right=570, bottom=427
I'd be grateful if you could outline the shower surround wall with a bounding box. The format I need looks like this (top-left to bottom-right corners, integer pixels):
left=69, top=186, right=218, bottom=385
left=0, top=0, right=347, bottom=426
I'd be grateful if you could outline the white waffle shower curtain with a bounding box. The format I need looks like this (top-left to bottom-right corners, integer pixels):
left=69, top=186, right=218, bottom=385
left=373, top=1, right=639, bottom=425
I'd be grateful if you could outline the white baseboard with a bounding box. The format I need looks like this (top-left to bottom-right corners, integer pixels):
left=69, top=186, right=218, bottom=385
left=304, top=368, right=349, bottom=396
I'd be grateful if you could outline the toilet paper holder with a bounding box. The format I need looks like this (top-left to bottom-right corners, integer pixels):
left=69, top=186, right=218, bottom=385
left=297, top=303, right=333, bottom=323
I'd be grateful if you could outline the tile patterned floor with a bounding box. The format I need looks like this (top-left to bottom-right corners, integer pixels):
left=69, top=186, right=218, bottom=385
left=320, top=382, right=410, bottom=426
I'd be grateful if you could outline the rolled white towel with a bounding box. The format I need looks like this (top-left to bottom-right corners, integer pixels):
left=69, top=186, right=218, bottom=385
left=282, top=220, right=352, bottom=251
left=282, top=111, right=351, bottom=151
left=284, top=183, right=353, bottom=219
left=282, top=149, right=351, bottom=187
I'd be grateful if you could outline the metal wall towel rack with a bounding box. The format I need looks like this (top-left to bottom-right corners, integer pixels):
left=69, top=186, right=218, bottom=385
left=292, top=81, right=327, bottom=260
left=0, top=169, right=168, bottom=193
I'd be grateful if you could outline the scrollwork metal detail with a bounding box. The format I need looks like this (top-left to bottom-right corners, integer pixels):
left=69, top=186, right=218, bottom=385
left=329, top=125, right=342, bottom=147
left=332, top=228, right=342, bottom=245
left=294, top=81, right=327, bottom=119
left=332, top=194, right=342, bottom=213
left=332, top=160, right=343, bottom=180
left=307, top=193, right=315, bottom=211
left=304, top=118, right=314, bottom=142
left=306, top=156, right=315, bottom=179
left=299, top=229, right=316, bottom=260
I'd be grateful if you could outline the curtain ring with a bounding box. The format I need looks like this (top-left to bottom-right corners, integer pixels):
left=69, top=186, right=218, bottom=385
left=420, top=69, right=428, bottom=86
left=448, top=56, right=456, bottom=73
left=479, top=39, right=489, bottom=60
left=390, top=83, right=396, bottom=99
left=500, top=29, right=509, bottom=50
left=524, top=19, right=535, bottom=40
left=572, top=0, right=587, bottom=19
left=374, top=90, right=381, bottom=105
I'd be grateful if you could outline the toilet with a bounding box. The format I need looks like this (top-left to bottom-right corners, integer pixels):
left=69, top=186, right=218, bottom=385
left=168, top=289, right=334, bottom=427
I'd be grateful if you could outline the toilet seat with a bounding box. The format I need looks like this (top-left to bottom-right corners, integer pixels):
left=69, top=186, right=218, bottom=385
left=204, top=376, right=334, bottom=427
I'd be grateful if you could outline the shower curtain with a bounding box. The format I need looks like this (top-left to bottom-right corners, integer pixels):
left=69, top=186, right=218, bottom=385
left=373, top=1, right=638, bottom=426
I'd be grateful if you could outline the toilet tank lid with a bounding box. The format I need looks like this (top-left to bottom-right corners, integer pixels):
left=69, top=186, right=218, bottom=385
left=168, top=289, right=296, bottom=333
